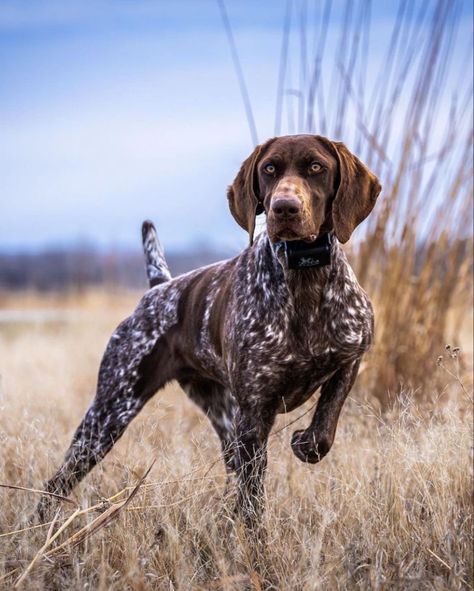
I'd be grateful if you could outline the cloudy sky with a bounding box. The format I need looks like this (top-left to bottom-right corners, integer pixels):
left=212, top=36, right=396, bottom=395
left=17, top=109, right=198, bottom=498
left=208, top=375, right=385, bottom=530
left=0, top=0, right=472, bottom=252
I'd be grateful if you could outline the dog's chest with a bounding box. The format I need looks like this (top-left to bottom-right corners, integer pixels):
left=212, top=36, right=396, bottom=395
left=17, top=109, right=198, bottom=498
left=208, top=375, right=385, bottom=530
left=237, top=304, right=365, bottom=374
left=239, top=334, right=338, bottom=411
left=208, top=244, right=373, bottom=395
left=262, top=287, right=371, bottom=359
left=224, top=275, right=372, bottom=403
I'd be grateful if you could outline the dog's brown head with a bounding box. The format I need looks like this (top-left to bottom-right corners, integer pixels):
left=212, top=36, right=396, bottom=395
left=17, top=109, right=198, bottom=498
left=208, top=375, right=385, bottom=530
left=227, top=134, right=381, bottom=244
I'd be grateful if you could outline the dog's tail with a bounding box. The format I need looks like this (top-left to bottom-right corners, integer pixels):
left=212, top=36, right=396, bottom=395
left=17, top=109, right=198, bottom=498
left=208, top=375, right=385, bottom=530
left=141, top=220, right=172, bottom=288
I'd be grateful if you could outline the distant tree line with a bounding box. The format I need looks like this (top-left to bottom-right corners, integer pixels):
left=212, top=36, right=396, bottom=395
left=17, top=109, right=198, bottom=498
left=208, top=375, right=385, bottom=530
left=0, top=238, right=470, bottom=292
left=0, top=246, right=236, bottom=292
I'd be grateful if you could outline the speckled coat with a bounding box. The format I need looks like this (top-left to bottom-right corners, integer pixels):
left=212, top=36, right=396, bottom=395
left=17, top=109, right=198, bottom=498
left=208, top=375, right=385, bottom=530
left=38, top=134, right=381, bottom=526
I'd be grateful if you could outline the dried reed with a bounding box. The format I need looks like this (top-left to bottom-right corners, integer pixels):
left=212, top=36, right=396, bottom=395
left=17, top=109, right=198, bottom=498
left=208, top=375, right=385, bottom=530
left=264, top=0, right=473, bottom=406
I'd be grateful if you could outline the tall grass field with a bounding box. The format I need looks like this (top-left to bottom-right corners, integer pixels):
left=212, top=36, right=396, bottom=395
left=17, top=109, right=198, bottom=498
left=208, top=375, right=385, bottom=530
left=0, top=291, right=472, bottom=589
left=1, top=0, right=473, bottom=589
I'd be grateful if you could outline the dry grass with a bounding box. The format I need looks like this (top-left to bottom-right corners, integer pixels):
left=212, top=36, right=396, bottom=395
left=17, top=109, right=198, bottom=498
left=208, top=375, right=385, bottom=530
left=0, top=1, right=472, bottom=588
left=0, top=291, right=472, bottom=590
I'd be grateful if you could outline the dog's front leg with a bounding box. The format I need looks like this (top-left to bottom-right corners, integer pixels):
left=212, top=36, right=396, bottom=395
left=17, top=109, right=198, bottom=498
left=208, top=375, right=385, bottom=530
left=291, top=359, right=361, bottom=464
left=233, top=403, right=276, bottom=533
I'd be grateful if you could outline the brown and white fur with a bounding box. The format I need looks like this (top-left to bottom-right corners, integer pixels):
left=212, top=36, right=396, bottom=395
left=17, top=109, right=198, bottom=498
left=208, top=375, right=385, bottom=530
left=36, top=135, right=381, bottom=528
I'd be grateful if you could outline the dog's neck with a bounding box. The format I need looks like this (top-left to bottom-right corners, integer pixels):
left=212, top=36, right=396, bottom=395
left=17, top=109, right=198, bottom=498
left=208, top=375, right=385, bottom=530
left=253, top=231, right=340, bottom=306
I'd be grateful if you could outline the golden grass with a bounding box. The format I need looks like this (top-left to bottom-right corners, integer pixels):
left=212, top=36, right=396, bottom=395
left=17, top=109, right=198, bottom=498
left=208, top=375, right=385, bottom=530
left=0, top=4, right=472, bottom=587
left=0, top=292, right=472, bottom=590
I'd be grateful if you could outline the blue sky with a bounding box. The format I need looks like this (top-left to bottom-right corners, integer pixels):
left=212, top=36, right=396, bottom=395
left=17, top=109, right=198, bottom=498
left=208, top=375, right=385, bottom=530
left=0, top=1, right=472, bottom=252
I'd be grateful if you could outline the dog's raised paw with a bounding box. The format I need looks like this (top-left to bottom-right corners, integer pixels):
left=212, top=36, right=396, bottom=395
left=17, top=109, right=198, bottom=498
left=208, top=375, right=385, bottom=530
left=291, top=429, right=331, bottom=464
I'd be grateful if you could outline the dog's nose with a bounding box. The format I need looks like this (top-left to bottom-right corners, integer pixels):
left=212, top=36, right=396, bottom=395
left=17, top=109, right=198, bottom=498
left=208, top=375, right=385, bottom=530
left=271, top=196, right=302, bottom=219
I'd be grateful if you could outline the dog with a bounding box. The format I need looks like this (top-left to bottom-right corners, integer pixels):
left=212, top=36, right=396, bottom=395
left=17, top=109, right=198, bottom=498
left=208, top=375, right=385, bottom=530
left=36, top=134, right=381, bottom=527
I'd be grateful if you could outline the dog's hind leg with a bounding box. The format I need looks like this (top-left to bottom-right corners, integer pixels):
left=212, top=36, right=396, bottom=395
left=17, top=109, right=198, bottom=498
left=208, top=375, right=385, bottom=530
left=36, top=305, right=177, bottom=518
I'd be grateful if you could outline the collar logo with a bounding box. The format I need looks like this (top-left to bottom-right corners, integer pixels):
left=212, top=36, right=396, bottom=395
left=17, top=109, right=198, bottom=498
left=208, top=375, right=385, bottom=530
left=297, top=257, right=322, bottom=267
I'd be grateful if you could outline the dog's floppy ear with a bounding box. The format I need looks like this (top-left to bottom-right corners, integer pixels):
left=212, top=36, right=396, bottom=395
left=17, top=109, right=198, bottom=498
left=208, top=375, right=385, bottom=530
left=227, top=138, right=275, bottom=244
left=330, top=141, right=381, bottom=243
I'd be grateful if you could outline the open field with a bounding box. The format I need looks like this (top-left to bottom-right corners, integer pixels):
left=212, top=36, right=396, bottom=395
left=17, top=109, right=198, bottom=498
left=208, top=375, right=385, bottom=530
left=0, top=290, right=472, bottom=590
left=1, top=1, right=472, bottom=589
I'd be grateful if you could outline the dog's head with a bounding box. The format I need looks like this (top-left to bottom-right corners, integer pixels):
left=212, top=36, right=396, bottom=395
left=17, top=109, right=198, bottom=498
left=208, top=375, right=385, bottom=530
left=227, top=134, right=381, bottom=244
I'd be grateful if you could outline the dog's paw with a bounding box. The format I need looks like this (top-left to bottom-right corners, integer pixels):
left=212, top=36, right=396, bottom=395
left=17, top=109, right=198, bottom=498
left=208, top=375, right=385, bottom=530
left=291, top=429, right=331, bottom=464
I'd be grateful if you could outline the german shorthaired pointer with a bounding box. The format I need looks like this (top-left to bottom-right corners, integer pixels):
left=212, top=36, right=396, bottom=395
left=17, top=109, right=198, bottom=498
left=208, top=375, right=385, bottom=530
left=37, top=135, right=381, bottom=527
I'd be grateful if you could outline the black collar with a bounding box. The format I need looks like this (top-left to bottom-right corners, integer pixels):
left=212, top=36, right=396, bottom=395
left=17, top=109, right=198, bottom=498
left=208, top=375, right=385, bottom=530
left=279, top=233, right=332, bottom=269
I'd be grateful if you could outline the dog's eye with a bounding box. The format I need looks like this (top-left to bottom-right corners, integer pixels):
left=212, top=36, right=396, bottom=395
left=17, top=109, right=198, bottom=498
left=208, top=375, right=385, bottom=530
left=309, top=162, right=322, bottom=174
left=263, top=163, right=276, bottom=175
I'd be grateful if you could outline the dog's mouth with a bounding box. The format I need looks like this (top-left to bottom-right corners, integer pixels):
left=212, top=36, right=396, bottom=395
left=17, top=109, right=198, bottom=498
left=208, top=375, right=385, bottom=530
left=270, top=226, right=318, bottom=244
left=282, top=233, right=318, bottom=243
left=267, top=215, right=319, bottom=243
